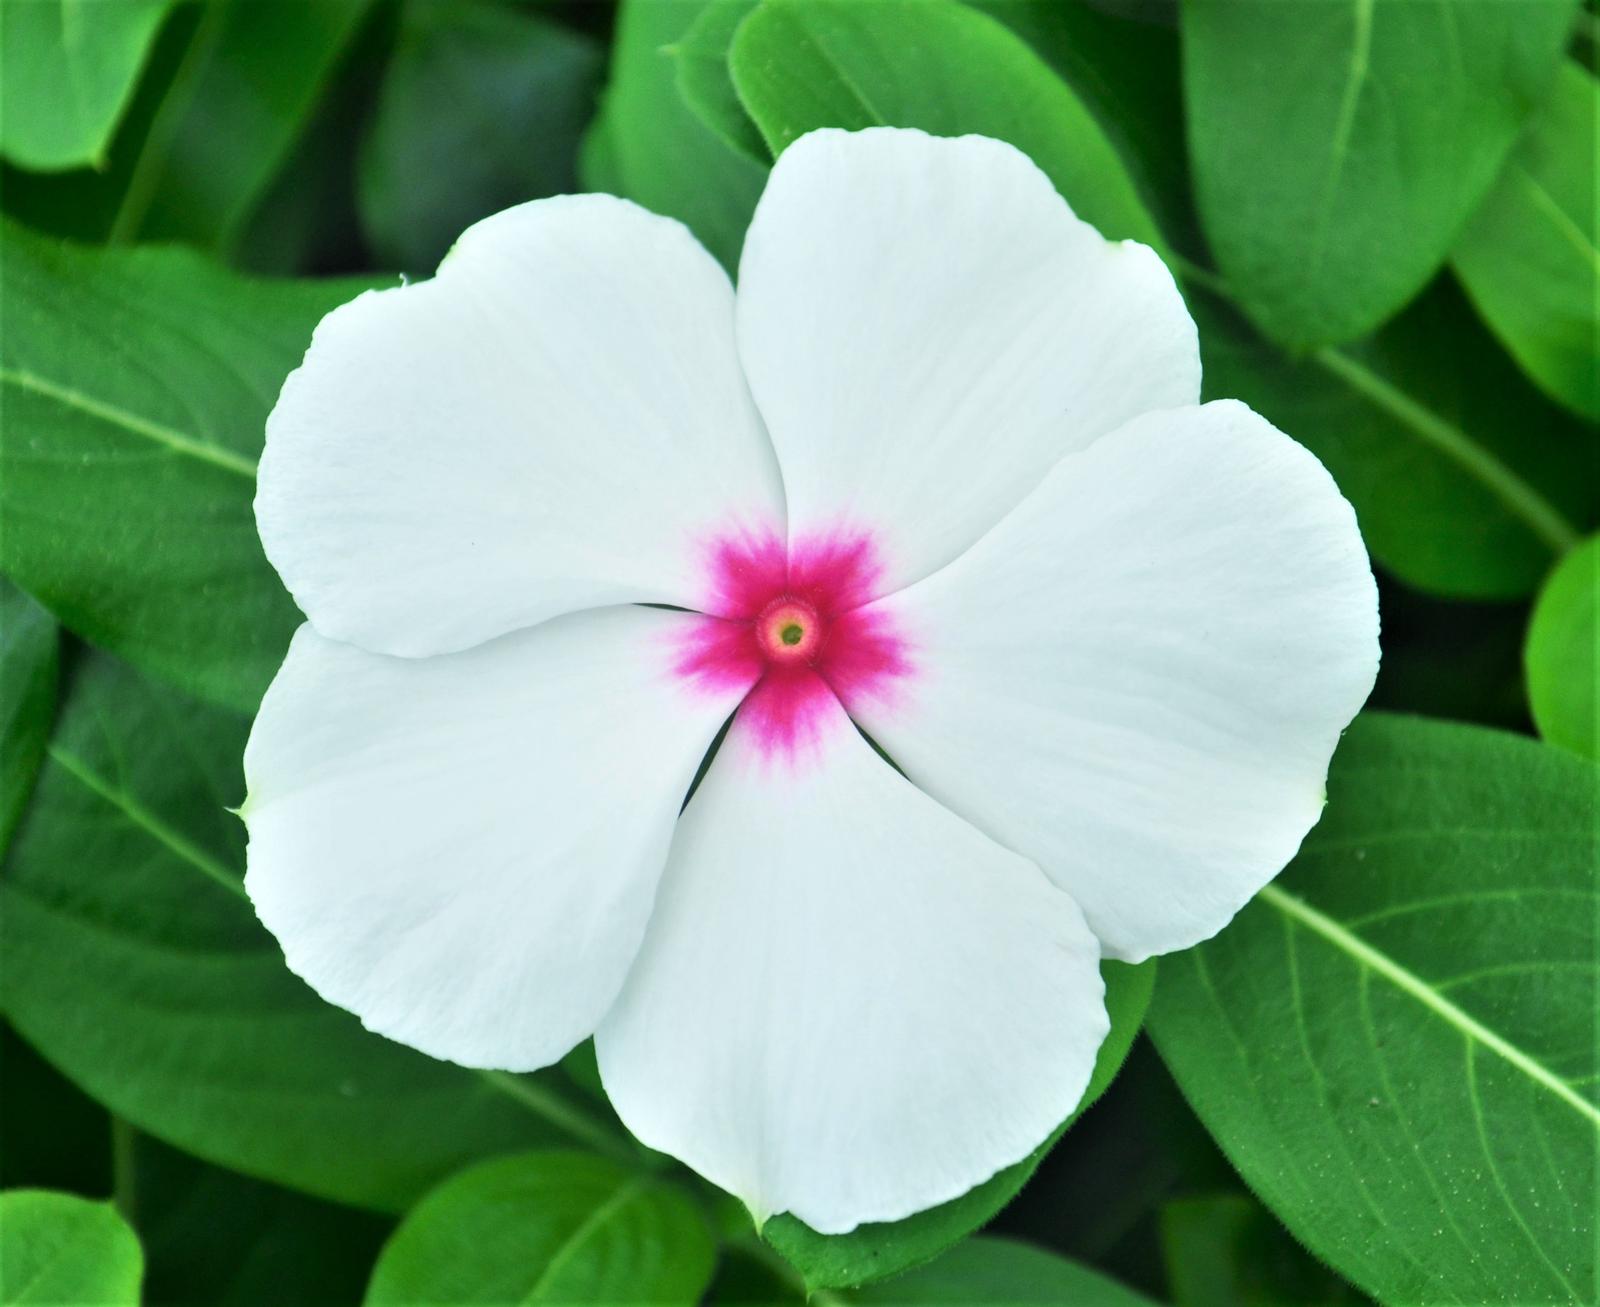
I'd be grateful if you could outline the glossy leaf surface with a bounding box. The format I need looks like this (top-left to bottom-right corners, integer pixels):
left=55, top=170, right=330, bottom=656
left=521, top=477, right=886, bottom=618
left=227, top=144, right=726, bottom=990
left=1151, top=713, right=1599, bottom=1305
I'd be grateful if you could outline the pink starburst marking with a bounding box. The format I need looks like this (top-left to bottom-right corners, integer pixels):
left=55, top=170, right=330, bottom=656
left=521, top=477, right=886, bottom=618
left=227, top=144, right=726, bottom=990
left=673, top=528, right=913, bottom=761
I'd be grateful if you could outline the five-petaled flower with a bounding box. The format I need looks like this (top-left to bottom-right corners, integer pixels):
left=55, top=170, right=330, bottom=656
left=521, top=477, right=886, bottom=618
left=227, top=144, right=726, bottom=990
left=243, top=128, right=1379, bottom=1234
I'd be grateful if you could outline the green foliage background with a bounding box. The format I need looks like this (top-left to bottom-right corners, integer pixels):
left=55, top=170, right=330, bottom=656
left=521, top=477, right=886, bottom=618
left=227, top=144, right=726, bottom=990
left=0, top=0, right=1595, bottom=1303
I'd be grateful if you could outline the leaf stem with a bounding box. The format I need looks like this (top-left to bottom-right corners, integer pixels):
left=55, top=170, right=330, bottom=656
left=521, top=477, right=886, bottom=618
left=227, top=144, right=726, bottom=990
left=1308, top=347, right=1581, bottom=554
left=1168, top=255, right=1582, bottom=557
left=475, top=1069, right=644, bottom=1167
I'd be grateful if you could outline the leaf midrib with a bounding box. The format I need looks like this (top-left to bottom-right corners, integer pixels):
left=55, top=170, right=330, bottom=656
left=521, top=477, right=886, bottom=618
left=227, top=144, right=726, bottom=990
left=44, top=740, right=634, bottom=1156
left=1, top=366, right=258, bottom=480
left=1172, top=257, right=1581, bottom=554
left=523, top=1176, right=651, bottom=1302
left=1508, top=164, right=1600, bottom=276
left=1259, top=883, right=1598, bottom=1125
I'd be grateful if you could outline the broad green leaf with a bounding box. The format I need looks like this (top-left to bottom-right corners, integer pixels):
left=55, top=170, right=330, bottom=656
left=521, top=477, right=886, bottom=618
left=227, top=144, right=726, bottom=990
left=1150, top=713, right=1599, bottom=1306
left=584, top=0, right=766, bottom=272
left=1189, top=275, right=1596, bottom=600
left=364, top=1151, right=716, bottom=1306
left=358, top=0, right=602, bottom=273
left=1160, top=1195, right=1371, bottom=1307
left=1183, top=0, right=1577, bottom=348
left=0, top=0, right=171, bottom=171
left=0, top=1190, right=143, bottom=1305
left=109, top=0, right=372, bottom=253
left=1526, top=534, right=1600, bottom=760
left=0, top=221, right=370, bottom=712
left=851, top=1236, right=1160, bottom=1305
left=1453, top=61, right=1600, bottom=422
left=764, top=959, right=1155, bottom=1291
left=0, top=579, right=56, bottom=855
left=729, top=0, right=1165, bottom=252
left=0, top=650, right=636, bottom=1212
left=131, top=1132, right=389, bottom=1307
left=674, top=0, right=766, bottom=163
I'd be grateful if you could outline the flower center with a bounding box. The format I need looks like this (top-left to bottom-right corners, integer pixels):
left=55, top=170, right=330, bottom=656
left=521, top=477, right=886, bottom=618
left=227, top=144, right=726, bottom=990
left=757, top=597, right=823, bottom=663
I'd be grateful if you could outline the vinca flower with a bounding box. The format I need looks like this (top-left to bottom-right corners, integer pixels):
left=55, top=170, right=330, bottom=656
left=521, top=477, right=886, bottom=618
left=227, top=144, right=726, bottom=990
left=243, top=128, right=1379, bottom=1233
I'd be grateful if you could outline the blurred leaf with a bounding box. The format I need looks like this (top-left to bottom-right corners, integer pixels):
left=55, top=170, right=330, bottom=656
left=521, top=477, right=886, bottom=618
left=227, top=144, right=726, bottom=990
left=358, top=0, right=602, bottom=273
left=0, top=1190, right=143, bottom=1305
left=1453, top=61, right=1600, bottom=422
left=1183, top=0, right=1577, bottom=348
left=764, top=960, right=1155, bottom=1291
left=0, top=579, right=57, bottom=856
left=1190, top=276, right=1597, bottom=600
left=1160, top=1195, right=1370, bottom=1307
left=0, top=649, right=636, bottom=1212
left=675, top=0, right=766, bottom=163
left=1526, top=534, right=1600, bottom=759
left=364, top=1151, right=716, bottom=1306
left=584, top=0, right=766, bottom=271
left=0, top=221, right=371, bottom=713
left=0, top=0, right=172, bottom=171
left=851, top=1236, right=1160, bottom=1305
left=110, top=0, right=373, bottom=253
left=729, top=0, right=1165, bottom=252
left=1, top=0, right=370, bottom=255
left=1150, top=713, right=1598, bottom=1305
left=132, top=1134, right=388, bottom=1307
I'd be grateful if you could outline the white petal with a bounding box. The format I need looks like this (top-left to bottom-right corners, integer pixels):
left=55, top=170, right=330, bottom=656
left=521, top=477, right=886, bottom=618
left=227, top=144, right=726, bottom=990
left=258, top=195, right=785, bottom=658
left=735, top=127, right=1199, bottom=593
left=853, top=401, right=1380, bottom=963
left=595, top=699, right=1107, bottom=1233
left=242, top=607, right=751, bottom=1071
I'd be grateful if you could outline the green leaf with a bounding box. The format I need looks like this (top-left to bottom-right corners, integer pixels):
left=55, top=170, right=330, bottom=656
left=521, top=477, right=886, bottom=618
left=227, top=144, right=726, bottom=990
left=131, top=1132, right=389, bottom=1307
left=0, top=649, right=636, bottom=1212
left=584, top=0, right=767, bottom=271
left=968, top=0, right=1197, bottom=254
left=1526, top=534, right=1600, bottom=760
left=109, top=0, right=373, bottom=253
left=0, top=221, right=371, bottom=712
left=0, top=0, right=171, bottom=171
left=1188, top=274, right=1596, bottom=600
left=764, top=959, right=1155, bottom=1292
left=1160, top=1195, right=1371, bottom=1307
left=0, top=579, right=57, bottom=856
left=1182, top=0, right=1578, bottom=348
left=674, top=0, right=767, bottom=163
left=1453, top=61, right=1600, bottom=422
left=0, top=1190, right=143, bottom=1305
left=729, top=0, right=1165, bottom=252
left=2, top=0, right=371, bottom=254
left=850, top=1236, right=1162, bottom=1305
left=1149, top=713, right=1599, bottom=1306
left=358, top=0, right=602, bottom=273
left=364, top=1151, right=716, bottom=1306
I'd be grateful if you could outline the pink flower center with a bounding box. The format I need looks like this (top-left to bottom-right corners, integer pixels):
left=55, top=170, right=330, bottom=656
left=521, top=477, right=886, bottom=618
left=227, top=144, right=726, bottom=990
left=756, top=597, right=822, bottom=662
left=673, top=528, right=911, bottom=761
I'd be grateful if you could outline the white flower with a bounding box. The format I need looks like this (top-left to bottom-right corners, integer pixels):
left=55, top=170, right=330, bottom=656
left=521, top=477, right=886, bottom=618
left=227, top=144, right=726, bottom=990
left=243, top=127, right=1379, bottom=1234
